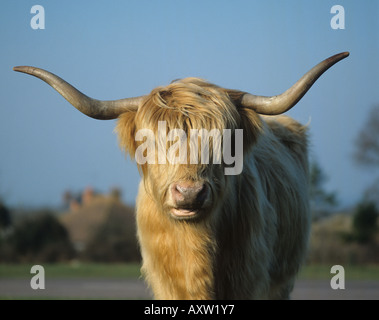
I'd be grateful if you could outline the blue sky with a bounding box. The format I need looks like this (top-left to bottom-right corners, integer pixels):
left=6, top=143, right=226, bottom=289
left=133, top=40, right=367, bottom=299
left=1, top=0, right=378, bottom=209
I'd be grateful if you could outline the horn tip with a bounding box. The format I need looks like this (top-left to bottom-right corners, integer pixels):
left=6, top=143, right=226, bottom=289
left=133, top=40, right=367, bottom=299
left=326, top=51, right=350, bottom=65
left=336, top=51, right=350, bottom=60
left=13, top=66, right=40, bottom=75
left=13, top=66, right=31, bottom=73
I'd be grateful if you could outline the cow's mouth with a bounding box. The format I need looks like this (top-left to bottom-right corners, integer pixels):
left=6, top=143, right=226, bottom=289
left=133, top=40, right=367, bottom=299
left=170, top=207, right=203, bottom=220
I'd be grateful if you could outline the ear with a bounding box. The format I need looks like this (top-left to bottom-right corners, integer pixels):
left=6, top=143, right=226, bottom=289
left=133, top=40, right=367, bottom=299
left=115, top=111, right=137, bottom=158
left=237, top=107, right=263, bottom=152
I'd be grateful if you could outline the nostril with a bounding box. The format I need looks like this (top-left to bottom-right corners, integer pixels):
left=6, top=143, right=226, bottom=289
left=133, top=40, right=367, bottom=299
left=176, top=184, right=186, bottom=195
left=195, top=184, right=208, bottom=203
left=172, top=184, right=185, bottom=202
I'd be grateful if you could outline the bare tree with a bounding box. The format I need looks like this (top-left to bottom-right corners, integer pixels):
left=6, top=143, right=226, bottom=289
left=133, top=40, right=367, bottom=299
left=353, top=105, right=379, bottom=205
left=354, top=105, right=379, bottom=166
left=309, top=160, right=337, bottom=220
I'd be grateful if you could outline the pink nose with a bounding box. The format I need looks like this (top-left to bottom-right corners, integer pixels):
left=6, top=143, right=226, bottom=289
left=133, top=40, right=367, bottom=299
left=171, top=181, right=209, bottom=208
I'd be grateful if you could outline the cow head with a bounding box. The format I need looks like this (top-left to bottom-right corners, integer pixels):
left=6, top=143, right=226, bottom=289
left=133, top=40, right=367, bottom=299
left=116, top=77, right=263, bottom=220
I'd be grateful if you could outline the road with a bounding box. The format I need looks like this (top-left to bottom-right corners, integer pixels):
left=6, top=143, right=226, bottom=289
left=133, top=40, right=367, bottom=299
left=0, top=278, right=378, bottom=299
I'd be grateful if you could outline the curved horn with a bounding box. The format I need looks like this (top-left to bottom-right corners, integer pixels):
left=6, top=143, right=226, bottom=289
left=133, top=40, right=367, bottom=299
left=237, top=52, right=349, bottom=115
left=13, top=66, right=145, bottom=120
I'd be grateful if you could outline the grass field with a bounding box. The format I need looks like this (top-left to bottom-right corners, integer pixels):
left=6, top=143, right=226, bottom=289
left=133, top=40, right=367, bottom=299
left=1, top=262, right=379, bottom=280
left=298, top=264, right=379, bottom=280
left=0, top=262, right=142, bottom=279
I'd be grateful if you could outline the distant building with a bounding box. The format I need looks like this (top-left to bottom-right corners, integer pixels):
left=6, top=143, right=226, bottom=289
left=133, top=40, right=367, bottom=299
left=60, top=187, right=135, bottom=253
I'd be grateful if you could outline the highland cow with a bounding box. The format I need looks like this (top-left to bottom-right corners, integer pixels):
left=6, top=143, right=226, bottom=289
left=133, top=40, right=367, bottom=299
left=14, top=52, right=349, bottom=299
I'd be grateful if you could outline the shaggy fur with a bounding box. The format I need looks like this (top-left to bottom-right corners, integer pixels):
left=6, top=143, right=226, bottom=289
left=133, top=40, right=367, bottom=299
left=115, top=78, right=310, bottom=299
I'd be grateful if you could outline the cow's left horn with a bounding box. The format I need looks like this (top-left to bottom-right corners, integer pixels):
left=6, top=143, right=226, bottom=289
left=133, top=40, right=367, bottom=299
left=13, top=66, right=145, bottom=120
left=238, top=52, right=349, bottom=115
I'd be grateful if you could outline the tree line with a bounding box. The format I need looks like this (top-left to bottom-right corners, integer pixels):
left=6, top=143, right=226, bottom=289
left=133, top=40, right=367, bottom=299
left=0, top=203, right=140, bottom=263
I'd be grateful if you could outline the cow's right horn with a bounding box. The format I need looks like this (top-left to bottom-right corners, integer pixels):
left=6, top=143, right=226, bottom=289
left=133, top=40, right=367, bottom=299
left=238, top=52, right=349, bottom=115
left=13, top=66, right=145, bottom=120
